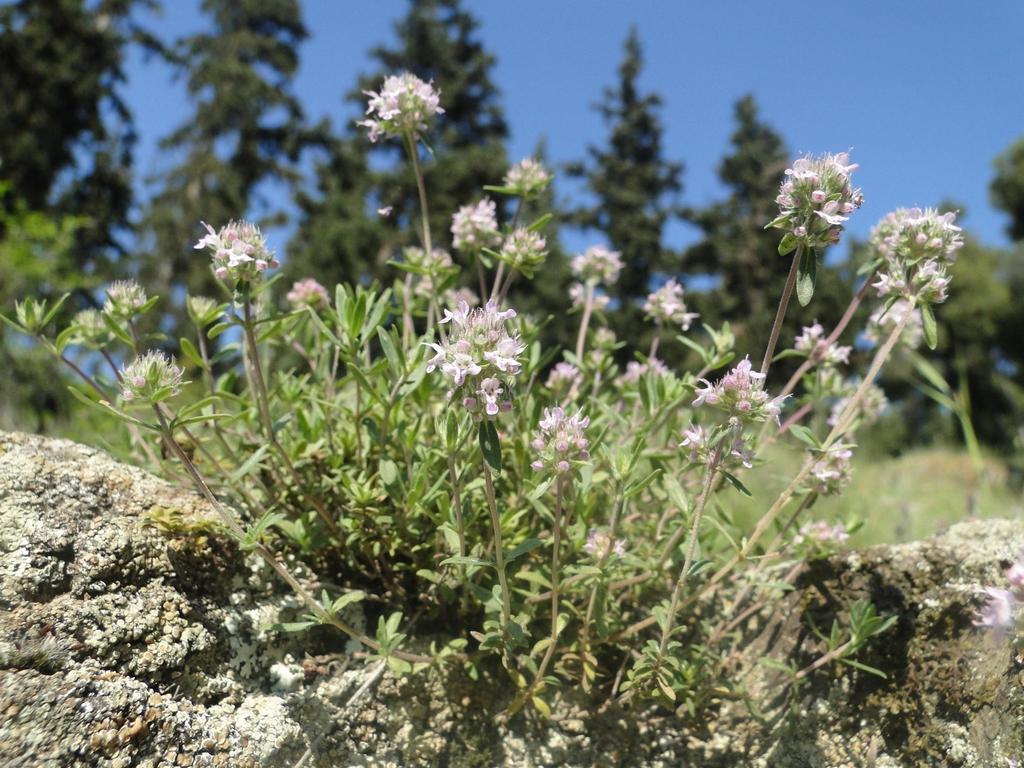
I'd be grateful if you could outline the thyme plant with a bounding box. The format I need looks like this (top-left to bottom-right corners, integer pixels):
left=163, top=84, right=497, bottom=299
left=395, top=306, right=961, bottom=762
left=4, top=72, right=969, bottom=716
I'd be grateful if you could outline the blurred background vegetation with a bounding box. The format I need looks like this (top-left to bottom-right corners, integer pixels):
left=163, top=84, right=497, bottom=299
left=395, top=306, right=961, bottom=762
left=1, top=0, right=1022, bottom=540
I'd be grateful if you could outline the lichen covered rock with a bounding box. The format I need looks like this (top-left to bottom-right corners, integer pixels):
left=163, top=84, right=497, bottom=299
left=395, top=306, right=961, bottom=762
left=0, top=431, right=1021, bottom=767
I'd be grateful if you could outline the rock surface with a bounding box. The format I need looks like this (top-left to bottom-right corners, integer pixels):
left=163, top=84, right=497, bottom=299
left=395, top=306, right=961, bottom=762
left=0, top=431, right=1021, bottom=767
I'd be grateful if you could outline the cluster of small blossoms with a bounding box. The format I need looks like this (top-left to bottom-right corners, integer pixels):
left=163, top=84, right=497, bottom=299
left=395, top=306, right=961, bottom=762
left=403, top=247, right=455, bottom=298
left=359, top=73, right=443, bottom=143
left=644, top=278, right=699, bottom=331
left=615, top=357, right=669, bottom=387
left=451, top=198, right=500, bottom=252
left=869, top=208, right=963, bottom=304
left=286, top=278, right=329, bottom=309
left=530, top=406, right=591, bottom=476
left=425, top=300, right=525, bottom=418
left=104, top=280, right=148, bottom=319
left=793, top=520, right=850, bottom=549
left=679, top=424, right=754, bottom=470
left=545, top=361, right=581, bottom=392
left=194, top=220, right=278, bottom=284
left=68, top=309, right=112, bottom=349
left=866, top=299, right=924, bottom=349
left=504, top=157, right=551, bottom=197
left=794, top=322, right=852, bottom=366
left=569, top=283, right=611, bottom=311
left=186, top=296, right=221, bottom=327
left=571, top=245, right=623, bottom=285
left=693, top=357, right=786, bottom=424
left=808, top=447, right=854, bottom=496
left=828, top=380, right=889, bottom=428
left=119, top=351, right=186, bottom=404
left=498, top=228, right=547, bottom=277
left=975, top=553, right=1024, bottom=635
left=583, top=529, right=626, bottom=560
left=770, top=152, right=863, bottom=248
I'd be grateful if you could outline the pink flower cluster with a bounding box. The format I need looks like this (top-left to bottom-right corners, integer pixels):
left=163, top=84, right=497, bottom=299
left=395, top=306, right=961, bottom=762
left=793, top=520, right=850, bottom=548
left=869, top=208, right=963, bottom=305
left=195, top=220, right=278, bottom=284
left=583, top=529, right=626, bottom=560
left=359, top=73, right=443, bottom=143
left=286, top=278, right=329, bottom=309
left=975, top=553, right=1024, bottom=634
left=451, top=198, right=500, bottom=252
left=104, top=280, right=149, bottom=319
left=504, top=157, right=551, bottom=197
left=866, top=299, right=924, bottom=350
left=498, top=228, right=547, bottom=277
left=530, top=406, right=591, bottom=476
left=808, top=446, right=854, bottom=496
left=693, top=357, right=786, bottom=424
left=770, top=152, right=863, bottom=249
left=644, top=278, right=699, bottom=331
left=571, top=245, right=623, bottom=285
left=546, top=361, right=581, bottom=392
left=616, top=357, right=669, bottom=387
left=679, top=424, right=754, bottom=470
left=794, top=322, right=852, bottom=367
left=120, top=350, right=186, bottom=404
left=425, top=300, right=525, bottom=418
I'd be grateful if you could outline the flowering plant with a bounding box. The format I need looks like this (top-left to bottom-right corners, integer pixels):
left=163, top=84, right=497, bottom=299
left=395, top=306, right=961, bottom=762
left=4, top=72, right=971, bottom=717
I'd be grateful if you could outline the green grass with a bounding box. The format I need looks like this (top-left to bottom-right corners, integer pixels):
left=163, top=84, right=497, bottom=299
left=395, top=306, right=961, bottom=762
left=728, top=447, right=1023, bottom=547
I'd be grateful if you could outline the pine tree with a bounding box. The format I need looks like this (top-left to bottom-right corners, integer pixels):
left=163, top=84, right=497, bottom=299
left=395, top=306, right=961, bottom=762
left=0, top=0, right=147, bottom=286
left=289, top=0, right=509, bottom=287
left=683, top=95, right=851, bottom=361
left=138, top=0, right=315, bottom=318
left=567, top=27, right=684, bottom=340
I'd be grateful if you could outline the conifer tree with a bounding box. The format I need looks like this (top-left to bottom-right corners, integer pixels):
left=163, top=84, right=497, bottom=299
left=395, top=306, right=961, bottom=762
left=138, top=0, right=315, bottom=318
left=683, top=95, right=850, bottom=360
left=290, top=0, right=509, bottom=286
left=567, top=27, right=684, bottom=339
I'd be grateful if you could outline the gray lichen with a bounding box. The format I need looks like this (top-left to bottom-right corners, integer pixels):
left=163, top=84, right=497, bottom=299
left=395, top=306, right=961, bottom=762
left=0, top=431, right=1021, bottom=767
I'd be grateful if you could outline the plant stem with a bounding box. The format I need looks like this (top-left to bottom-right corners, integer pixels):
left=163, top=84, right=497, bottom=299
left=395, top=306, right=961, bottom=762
left=760, top=246, right=801, bottom=375
left=524, top=477, right=565, bottom=699
left=152, top=406, right=439, bottom=665
left=575, top=281, right=596, bottom=363
left=482, top=462, right=513, bottom=649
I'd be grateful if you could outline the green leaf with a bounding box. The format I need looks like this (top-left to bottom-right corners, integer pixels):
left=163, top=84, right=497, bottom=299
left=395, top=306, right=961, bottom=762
left=787, top=424, right=820, bottom=449
left=479, top=420, right=502, bottom=472
left=207, top=321, right=233, bottom=340
left=331, top=590, right=366, bottom=613
left=377, top=326, right=404, bottom=377
left=721, top=470, right=752, bottom=497
left=527, top=212, right=553, bottom=232
left=778, top=233, right=797, bottom=256
left=179, top=337, right=205, bottom=368
left=41, top=292, right=70, bottom=327
left=506, top=538, right=543, bottom=563
left=439, top=555, right=491, bottom=569
left=796, top=247, right=817, bottom=306
left=921, top=303, right=938, bottom=350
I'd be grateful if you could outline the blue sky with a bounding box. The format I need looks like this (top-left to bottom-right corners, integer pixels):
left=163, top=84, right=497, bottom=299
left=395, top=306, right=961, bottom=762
left=124, top=1, right=1024, bottom=256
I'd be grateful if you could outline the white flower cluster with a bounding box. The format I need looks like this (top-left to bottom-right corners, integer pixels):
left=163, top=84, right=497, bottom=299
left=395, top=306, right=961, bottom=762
left=451, top=198, right=501, bottom=252
left=794, top=322, right=852, bottom=367
left=194, top=220, right=279, bottom=285
left=793, top=520, right=850, bottom=550
left=583, top=529, right=626, bottom=560
left=975, top=553, right=1024, bottom=634
left=615, top=357, right=669, bottom=388
left=571, top=245, right=623, bottom=285
left=693, top=357, right=786, bottom=425
left=425, top=300, right=525, bottom=418
left=679, top=424, right=754, bottom=470
left=530, top=406, right=591, bottom=477
left=808, top=446, right=854, bottom=496
left=865, top=299, right=924, bottom=350
left=120, top=350, right=186, bottom=404
left=504, top=157, right=551, bottom=197
left=498, top=228, right=547, bottom=278
left=359, top=73, right=443, bottom=143
left=403, top=246, right=455, bottom=298
left=69, top=309, right=112, bottom=349
left=104, top=280, right=148, bottom=319
left=770, top=152, right=863, bottom=249
left=869, top=208, right=963, bottom=304
left=828, top=380, right=888, bottom=428
left=286, top=278, right=329, bottom=309
left=545, top=361, right=581, bottom=393
left=644, top=278, right=699, bottom=331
